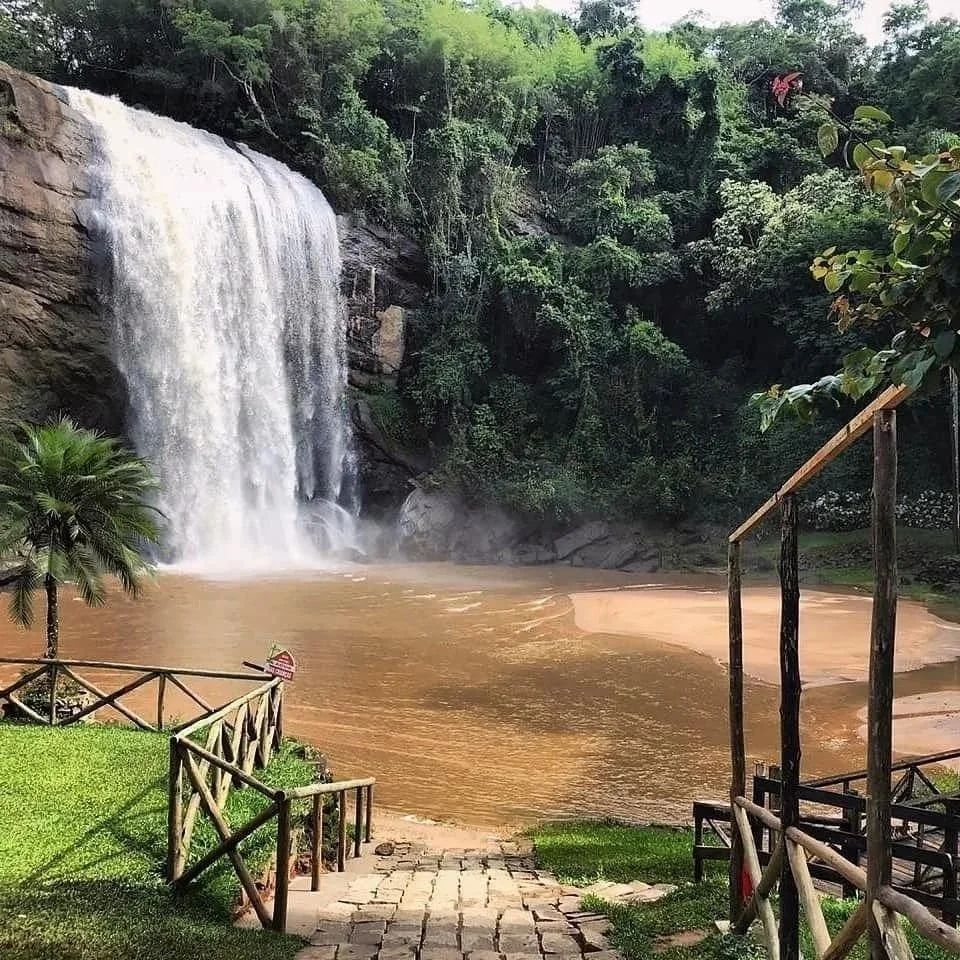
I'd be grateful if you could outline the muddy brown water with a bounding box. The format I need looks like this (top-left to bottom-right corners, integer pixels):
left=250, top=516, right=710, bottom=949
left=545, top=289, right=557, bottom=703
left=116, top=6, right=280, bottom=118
left=2, top=563, right=960, bottom=829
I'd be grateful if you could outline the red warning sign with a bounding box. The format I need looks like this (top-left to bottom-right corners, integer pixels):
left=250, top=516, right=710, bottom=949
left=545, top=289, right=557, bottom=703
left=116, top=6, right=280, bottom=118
left=264, top=646, right=297, bottom=682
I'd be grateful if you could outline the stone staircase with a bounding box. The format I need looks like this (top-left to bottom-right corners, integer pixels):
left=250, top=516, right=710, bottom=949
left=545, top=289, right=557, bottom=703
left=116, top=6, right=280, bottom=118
left=282, top=837, right=676, bottom=960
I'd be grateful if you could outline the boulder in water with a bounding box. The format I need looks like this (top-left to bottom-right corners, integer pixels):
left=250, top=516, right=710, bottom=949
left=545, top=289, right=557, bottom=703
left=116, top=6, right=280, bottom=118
left=397, top=488, right=462, bottom=559
left=553, top=521, right=610, bottom=560
left=397, top=489, right=520, bottom=562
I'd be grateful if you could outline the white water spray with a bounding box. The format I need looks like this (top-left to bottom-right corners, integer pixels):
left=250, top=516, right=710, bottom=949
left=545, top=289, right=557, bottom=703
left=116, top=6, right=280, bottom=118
left=67, top=89, right=356, bottom=571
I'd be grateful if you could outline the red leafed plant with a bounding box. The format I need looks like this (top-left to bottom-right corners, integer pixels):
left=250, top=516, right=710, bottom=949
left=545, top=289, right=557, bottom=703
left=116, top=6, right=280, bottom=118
left=771, top=71, right=803, bottom=106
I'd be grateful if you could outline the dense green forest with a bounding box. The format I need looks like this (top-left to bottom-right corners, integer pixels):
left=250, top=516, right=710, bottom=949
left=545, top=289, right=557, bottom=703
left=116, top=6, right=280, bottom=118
left=3, top=0, right=960, bottom=526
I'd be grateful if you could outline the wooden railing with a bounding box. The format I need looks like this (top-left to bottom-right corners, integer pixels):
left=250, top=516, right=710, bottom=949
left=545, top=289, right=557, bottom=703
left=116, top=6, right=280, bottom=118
left=0, top=656, right=377, bottom=932
left=0, top=655, right=266, bottom=731
left=169, top=678, right=375, bottom=932
left=732, top=796, right=960, bottom=960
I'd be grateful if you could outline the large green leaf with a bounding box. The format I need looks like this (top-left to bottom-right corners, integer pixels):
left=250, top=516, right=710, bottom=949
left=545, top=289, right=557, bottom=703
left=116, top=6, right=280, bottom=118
left=817, top=122, right=839, bottom=158
left=935, top=171, right=960, bottom=204
left=853, top=105, right=892, bottom=123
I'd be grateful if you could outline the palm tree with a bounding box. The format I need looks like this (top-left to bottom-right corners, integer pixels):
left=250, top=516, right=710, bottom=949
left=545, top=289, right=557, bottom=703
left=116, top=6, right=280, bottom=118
left=0, top=417, right=161, bottom=659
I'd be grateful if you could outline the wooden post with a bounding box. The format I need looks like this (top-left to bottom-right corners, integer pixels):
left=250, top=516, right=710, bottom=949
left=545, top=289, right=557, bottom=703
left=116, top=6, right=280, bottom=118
left=157, top=674, right=167, bottom=731
left=48, top=663, right=59, bottom=726
left=354, top=786, right=363, bottom=857
left=338, top=790, right=347, bottom=871
left=779, top=493, right=801, bottom=960
left=167, top=738, right=184, bottom=882
left=729, top=538, right=746, bottom=922
left=867, top=409, right=897, bottom=960
left=365, top=784, right=373, bottom=842
left=311, top=794, right=323, bottom=892
left=950, top=369, right=959, bottom=552
left=943, top=798, right=959, bottom=926
left=841, top=790, right=861, bottom=900
left=273, top=798, right=291, bottom=932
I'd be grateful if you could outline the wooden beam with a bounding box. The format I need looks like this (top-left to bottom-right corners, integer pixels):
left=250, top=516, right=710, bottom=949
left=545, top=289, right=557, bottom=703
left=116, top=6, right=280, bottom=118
left=167, top=673, right=214, bottom=716
left=868, top=409, right=897, bottom=960
left=779, top=494, right=801, bottom=960
left=729, top=384, right=910, bottom=543
left=8, top=693, right=50, bottom=725
left=733, top=797, right=868, bottom=891
left=311, top=794, right=323, bottom=892
left=157, top=674, right=167, bottom=731
left=871, top=902, right=915, bottom=960
left=181, top=750, right=272, bottom=928
left=733, top=804, right=780, bottom=960
left=174, top=800, right=279, bottom=887
left=822, top=903, right=869, bottom=960
left=734, top=839, right=784, bottom=933
left=273, top=799, right=292, bottom=932
left=167, top=739, right=184, bottom=882
left=787, top=840, right=831, bottom=959
left=338, top=790, right=347, bottom=872
left=0, top=656, right=264, bottom=681
left=59, top=666, right=156, bottom=731
left=729, top=539, right=746, bottom=923
left=177, top=738, right=277, bottom=798
left=365, top=783, right=373, bottom=842
left=877, top=886, right=960, bottom=954
left=175, top=678, right=279, bottom=739
left=0, top=664, right=50, bottom=701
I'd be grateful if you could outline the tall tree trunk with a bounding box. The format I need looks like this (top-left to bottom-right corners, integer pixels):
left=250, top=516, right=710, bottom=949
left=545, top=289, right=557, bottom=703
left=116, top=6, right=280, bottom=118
left=44, top=573, right=59, bottom=660
left=950, top=367, right=959, bottom=552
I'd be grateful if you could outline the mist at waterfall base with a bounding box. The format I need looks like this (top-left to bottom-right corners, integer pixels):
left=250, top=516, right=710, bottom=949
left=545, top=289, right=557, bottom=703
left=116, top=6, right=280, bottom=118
left=69, top=88, right=361, bottom=574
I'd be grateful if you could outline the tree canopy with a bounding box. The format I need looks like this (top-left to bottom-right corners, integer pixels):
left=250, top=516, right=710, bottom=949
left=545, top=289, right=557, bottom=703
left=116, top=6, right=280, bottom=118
left=3, top=0, right=959, bottom=524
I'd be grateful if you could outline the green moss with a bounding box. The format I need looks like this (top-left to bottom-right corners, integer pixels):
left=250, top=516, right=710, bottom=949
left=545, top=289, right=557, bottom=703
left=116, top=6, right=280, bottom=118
left=0, top=722, right=311, bottom=959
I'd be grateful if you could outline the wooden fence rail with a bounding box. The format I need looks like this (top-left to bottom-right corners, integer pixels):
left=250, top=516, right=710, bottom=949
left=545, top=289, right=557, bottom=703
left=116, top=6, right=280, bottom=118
left=732, top=796, right=960, bottom=960
left=0, top=656, right=265, bottom=731
left=1, top=655, right=377, bottom=933
left=167, top=676, right=375, bottom=932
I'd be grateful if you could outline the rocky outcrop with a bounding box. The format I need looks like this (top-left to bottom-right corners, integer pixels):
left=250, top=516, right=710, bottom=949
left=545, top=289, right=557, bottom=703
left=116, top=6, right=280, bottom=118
left=338, top=215, right=429, bottom=391
left=0, top=62, right=124, bottom=431
left=397, top=487, right=523, bottom=562
left=350, top=395, right=428, bottom=518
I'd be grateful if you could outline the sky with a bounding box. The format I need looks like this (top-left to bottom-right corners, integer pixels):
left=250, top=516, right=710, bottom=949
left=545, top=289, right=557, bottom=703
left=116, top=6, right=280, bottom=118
left=514, top=0, right=960, bottom=44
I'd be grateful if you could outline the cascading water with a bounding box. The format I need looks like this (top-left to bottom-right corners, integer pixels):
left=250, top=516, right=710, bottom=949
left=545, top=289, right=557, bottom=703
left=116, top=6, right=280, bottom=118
left=67, top=88, right=357, bottom=571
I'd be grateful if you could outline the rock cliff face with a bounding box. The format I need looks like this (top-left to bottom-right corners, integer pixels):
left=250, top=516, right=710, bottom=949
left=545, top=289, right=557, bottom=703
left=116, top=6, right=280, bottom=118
left=0, top=63, right=124, bottom=431
left=0, top=61, right=431, bottom=518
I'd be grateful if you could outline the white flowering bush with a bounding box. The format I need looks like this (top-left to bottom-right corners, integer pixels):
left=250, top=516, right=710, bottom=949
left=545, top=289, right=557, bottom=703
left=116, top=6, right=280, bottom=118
left=803, top=489, right=954, bottom=531
left=801, top=491, right=869, bottom=531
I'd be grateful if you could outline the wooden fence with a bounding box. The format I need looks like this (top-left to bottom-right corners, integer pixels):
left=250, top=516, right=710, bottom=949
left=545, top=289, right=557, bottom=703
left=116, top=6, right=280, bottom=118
left=697, top=758, right=960, bottom=925
left=0, top=655, right=265, bottom=731
left=170, top=684, right=375, bottom=932
left=0, top=655, right=376, bottom=932
left=731, top=796, right=960, bottom=960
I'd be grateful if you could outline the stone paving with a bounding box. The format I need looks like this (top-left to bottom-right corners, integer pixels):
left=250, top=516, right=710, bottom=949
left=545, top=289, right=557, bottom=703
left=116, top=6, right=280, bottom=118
left=293, top=840, right=677, bottom=960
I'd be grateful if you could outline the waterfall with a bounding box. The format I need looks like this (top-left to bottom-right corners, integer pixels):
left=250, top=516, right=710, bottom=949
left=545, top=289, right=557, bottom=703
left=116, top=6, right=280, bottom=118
left=67, top=88, right=356, bottom=571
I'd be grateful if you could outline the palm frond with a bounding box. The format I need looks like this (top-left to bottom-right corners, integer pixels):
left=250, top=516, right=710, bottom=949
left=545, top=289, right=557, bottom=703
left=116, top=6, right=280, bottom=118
left=7, top=556, right=41, bottom=628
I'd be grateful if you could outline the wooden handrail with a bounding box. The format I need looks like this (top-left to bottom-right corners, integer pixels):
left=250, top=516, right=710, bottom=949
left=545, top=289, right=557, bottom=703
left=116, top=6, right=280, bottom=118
left=282, top=777, right=376, bottom=801
left=806, top=748, right=960, bottom=789
left=0, top=656, right=265, bottom=681
left=175, top=678, right=281, bottom=738
left=729, top=384, right=911, bottom=543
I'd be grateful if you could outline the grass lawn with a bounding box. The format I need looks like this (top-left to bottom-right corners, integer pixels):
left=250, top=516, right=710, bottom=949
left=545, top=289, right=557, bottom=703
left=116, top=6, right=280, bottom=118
left=0, top=722, right=313, bottom=960
left=531, top=821, right=954, bottom=960
left=743, top=527, right=960, bottom=621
